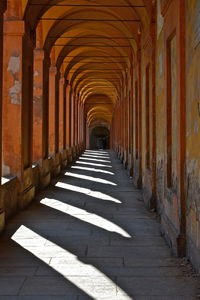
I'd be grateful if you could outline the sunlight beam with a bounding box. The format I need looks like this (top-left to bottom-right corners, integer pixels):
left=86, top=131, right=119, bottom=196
left=12, top=226, right=132, bottom=299
left=82, top=154, right=111, bottom=159
left=85, top=150, right=108, bottom=155
left=75, top=161, right=112, bottom=168
left=64, top=172, right=117, bottom=186
left=71, top=166, right=114, bottom=175
left=40, top=198, right=131, bottom=238
left=55, top=182, right=121, bottom=203
left=80, top=157, right=111, bottom=163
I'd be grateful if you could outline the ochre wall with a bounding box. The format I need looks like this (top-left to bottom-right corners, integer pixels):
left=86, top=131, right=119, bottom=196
left=185, top=0, right=200, bottom=271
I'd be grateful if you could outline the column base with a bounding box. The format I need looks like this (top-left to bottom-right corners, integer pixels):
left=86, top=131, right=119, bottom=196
left=133, top=159, right=142, bottom=189
left=72, top=146, right=78, bottom=160
left=0, top=209, right=5, bottom=234
left=67, top=148, right=73, bottom=163
left=39, top=159, right=51, bottom=189
left=49, top=153, right=61, bottom=178
left=143, top=168, right=156, bottom=210
left=1, top=176, right=20, bottom=219
left=161, top=213, right=186, bottom=257
left=127, top=154, right=133, bottom=177
left=18, top=167, right=35, bottom=209
left=61, top=150, right=68, bottom=169
left=123, top=149, right=128, bottom=169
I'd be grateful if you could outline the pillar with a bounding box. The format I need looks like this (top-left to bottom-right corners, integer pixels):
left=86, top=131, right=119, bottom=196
left=71, top=92, right=75, bottom=147
left=137, top=39, right=143, bottom=188
left=32, top=49, right=51, bottom=188
left=74, top=97, right=78, bottom=147
left=3, top=19, right=35, bottom=207
left=0, top=0, right=6, bottom=233
left=59, top=73, right=64, bottom=152
left=33, top=48, right=44, bottom=162
left=66, top=83, right=71, bottom=148
left=48, top=65, right=57, bottom=156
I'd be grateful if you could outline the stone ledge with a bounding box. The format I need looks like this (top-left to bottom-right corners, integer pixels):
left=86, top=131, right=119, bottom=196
left=1, top=176, right=20, bottom=219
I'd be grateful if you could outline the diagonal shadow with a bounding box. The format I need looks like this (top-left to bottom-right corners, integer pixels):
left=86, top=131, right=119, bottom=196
left=0, top=150, right=195, bottom=299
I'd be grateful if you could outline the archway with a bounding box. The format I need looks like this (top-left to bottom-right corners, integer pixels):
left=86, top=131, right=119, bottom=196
left=90, top=126, right=110, bottom=150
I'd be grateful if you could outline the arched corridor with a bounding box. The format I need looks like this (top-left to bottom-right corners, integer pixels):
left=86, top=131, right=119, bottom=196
left=0, top=0, right=200, bottom=297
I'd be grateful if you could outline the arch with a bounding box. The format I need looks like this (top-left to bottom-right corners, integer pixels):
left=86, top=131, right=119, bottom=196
left=90, top=126, right=110, bottom=150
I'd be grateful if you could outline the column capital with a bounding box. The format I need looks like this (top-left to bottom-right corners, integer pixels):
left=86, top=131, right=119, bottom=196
left=34, top=48, right=45, bottom=60
left=59, top=72, right=65, bottom=84
left=49, top=65, right=57, bottom=75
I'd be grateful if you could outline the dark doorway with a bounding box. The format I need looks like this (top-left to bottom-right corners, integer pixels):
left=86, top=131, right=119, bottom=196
left=90, top=127, right=110, bottom=150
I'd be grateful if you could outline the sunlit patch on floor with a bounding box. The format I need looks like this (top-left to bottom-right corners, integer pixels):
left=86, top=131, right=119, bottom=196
left=64, top=172, right=117, bottom=186
left=11, top=226, right=132, bottom=299
left=75, top=161, right=112, bottom=168
left=82, top=154, right=111, bottom=160
left=79, top=157, right=111, bottom=163
left=40, top=198, right=131, bottom=238
left=71, top=166, right=114, bottom=175
left=85, top=150, right=109, bottom=155
left=54, top=182, right=121, bottom=203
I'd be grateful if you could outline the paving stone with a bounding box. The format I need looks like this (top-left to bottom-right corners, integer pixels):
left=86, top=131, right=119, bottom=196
left=0, top=276, right=26, bottom=295
left=0, top=150, right=199, bottom=299
left=51, top=257, right=124, bottom=268
left=0, top=297, right=78, bottom=300
left=20, top=276, right=117, bottom=297
left=20, top=276, right=83, bottom=296
left=124, top=257, right=179, bottom=267
left=110, top=236, right=166, bottom=246
left=0, top=257, right=51, bottom=266
left=87, top=246, right=171, bottom=258
left=116, top=277, right=200, bottom=296
left=135, top=297, right=198, bottom=300
left=0, top=267, right=37, bottom=276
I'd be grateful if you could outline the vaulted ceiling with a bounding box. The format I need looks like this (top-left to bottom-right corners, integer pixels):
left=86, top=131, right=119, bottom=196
left=21, top=0, right=151, bottom=127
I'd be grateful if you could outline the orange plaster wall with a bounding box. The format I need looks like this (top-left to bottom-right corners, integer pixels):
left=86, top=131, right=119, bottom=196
left=185, top=0, right=200, bottom=271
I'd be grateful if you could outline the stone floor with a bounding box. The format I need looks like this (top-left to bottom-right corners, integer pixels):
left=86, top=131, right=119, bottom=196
left=0, top=150, right=200, bottom=300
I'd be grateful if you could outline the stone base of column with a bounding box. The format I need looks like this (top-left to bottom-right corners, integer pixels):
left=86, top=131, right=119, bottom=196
left=72, top=146, right=78, bottom=161
left=39, top=159, right=51, bottom=190
left=119, top=146, right=124, bottom=161
left=76, top=144, right=82, bottom=157
left=49, top=153, right=61, bottom=178
left=143, top=168, right=155, bottom=210
left=1, top=177, right=20, bottom=219
left=116, top=146, right=121, bottom=159
left=0, top=186, right=5, bottom=233
left=133, top=159, right=142, bottom=189
left=161, top=213, right=186, bottom=257
left=123, top=149, right=128, bottom=169
left=67, top=148, right=73, bottom=163
left=18, top=167, right=35, bottom=210
left=61, top=150, right=68, bottom=169
left=0, top=209, right=5, bottom=234
left=127, top=154, right=133, bottom=177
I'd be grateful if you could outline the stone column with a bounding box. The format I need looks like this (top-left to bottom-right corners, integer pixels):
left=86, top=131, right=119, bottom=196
left=66, top=83, right=71, bottom=148
left=3, top=19, right=35, bottom=208
left=48, top=65, right=57, bottom=156
left=33, top=48, right=44, bottom=162
left=59, top=73, right=64, bottom=152
left=59, top=74, right=68, bottom=168
left=74, top=97, right=78, bottom=147
left=32, top=49, right=51, bottom=189
left=0, top=0, right=6, bottom=233
left=71, top=92, right=75, bottom=147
